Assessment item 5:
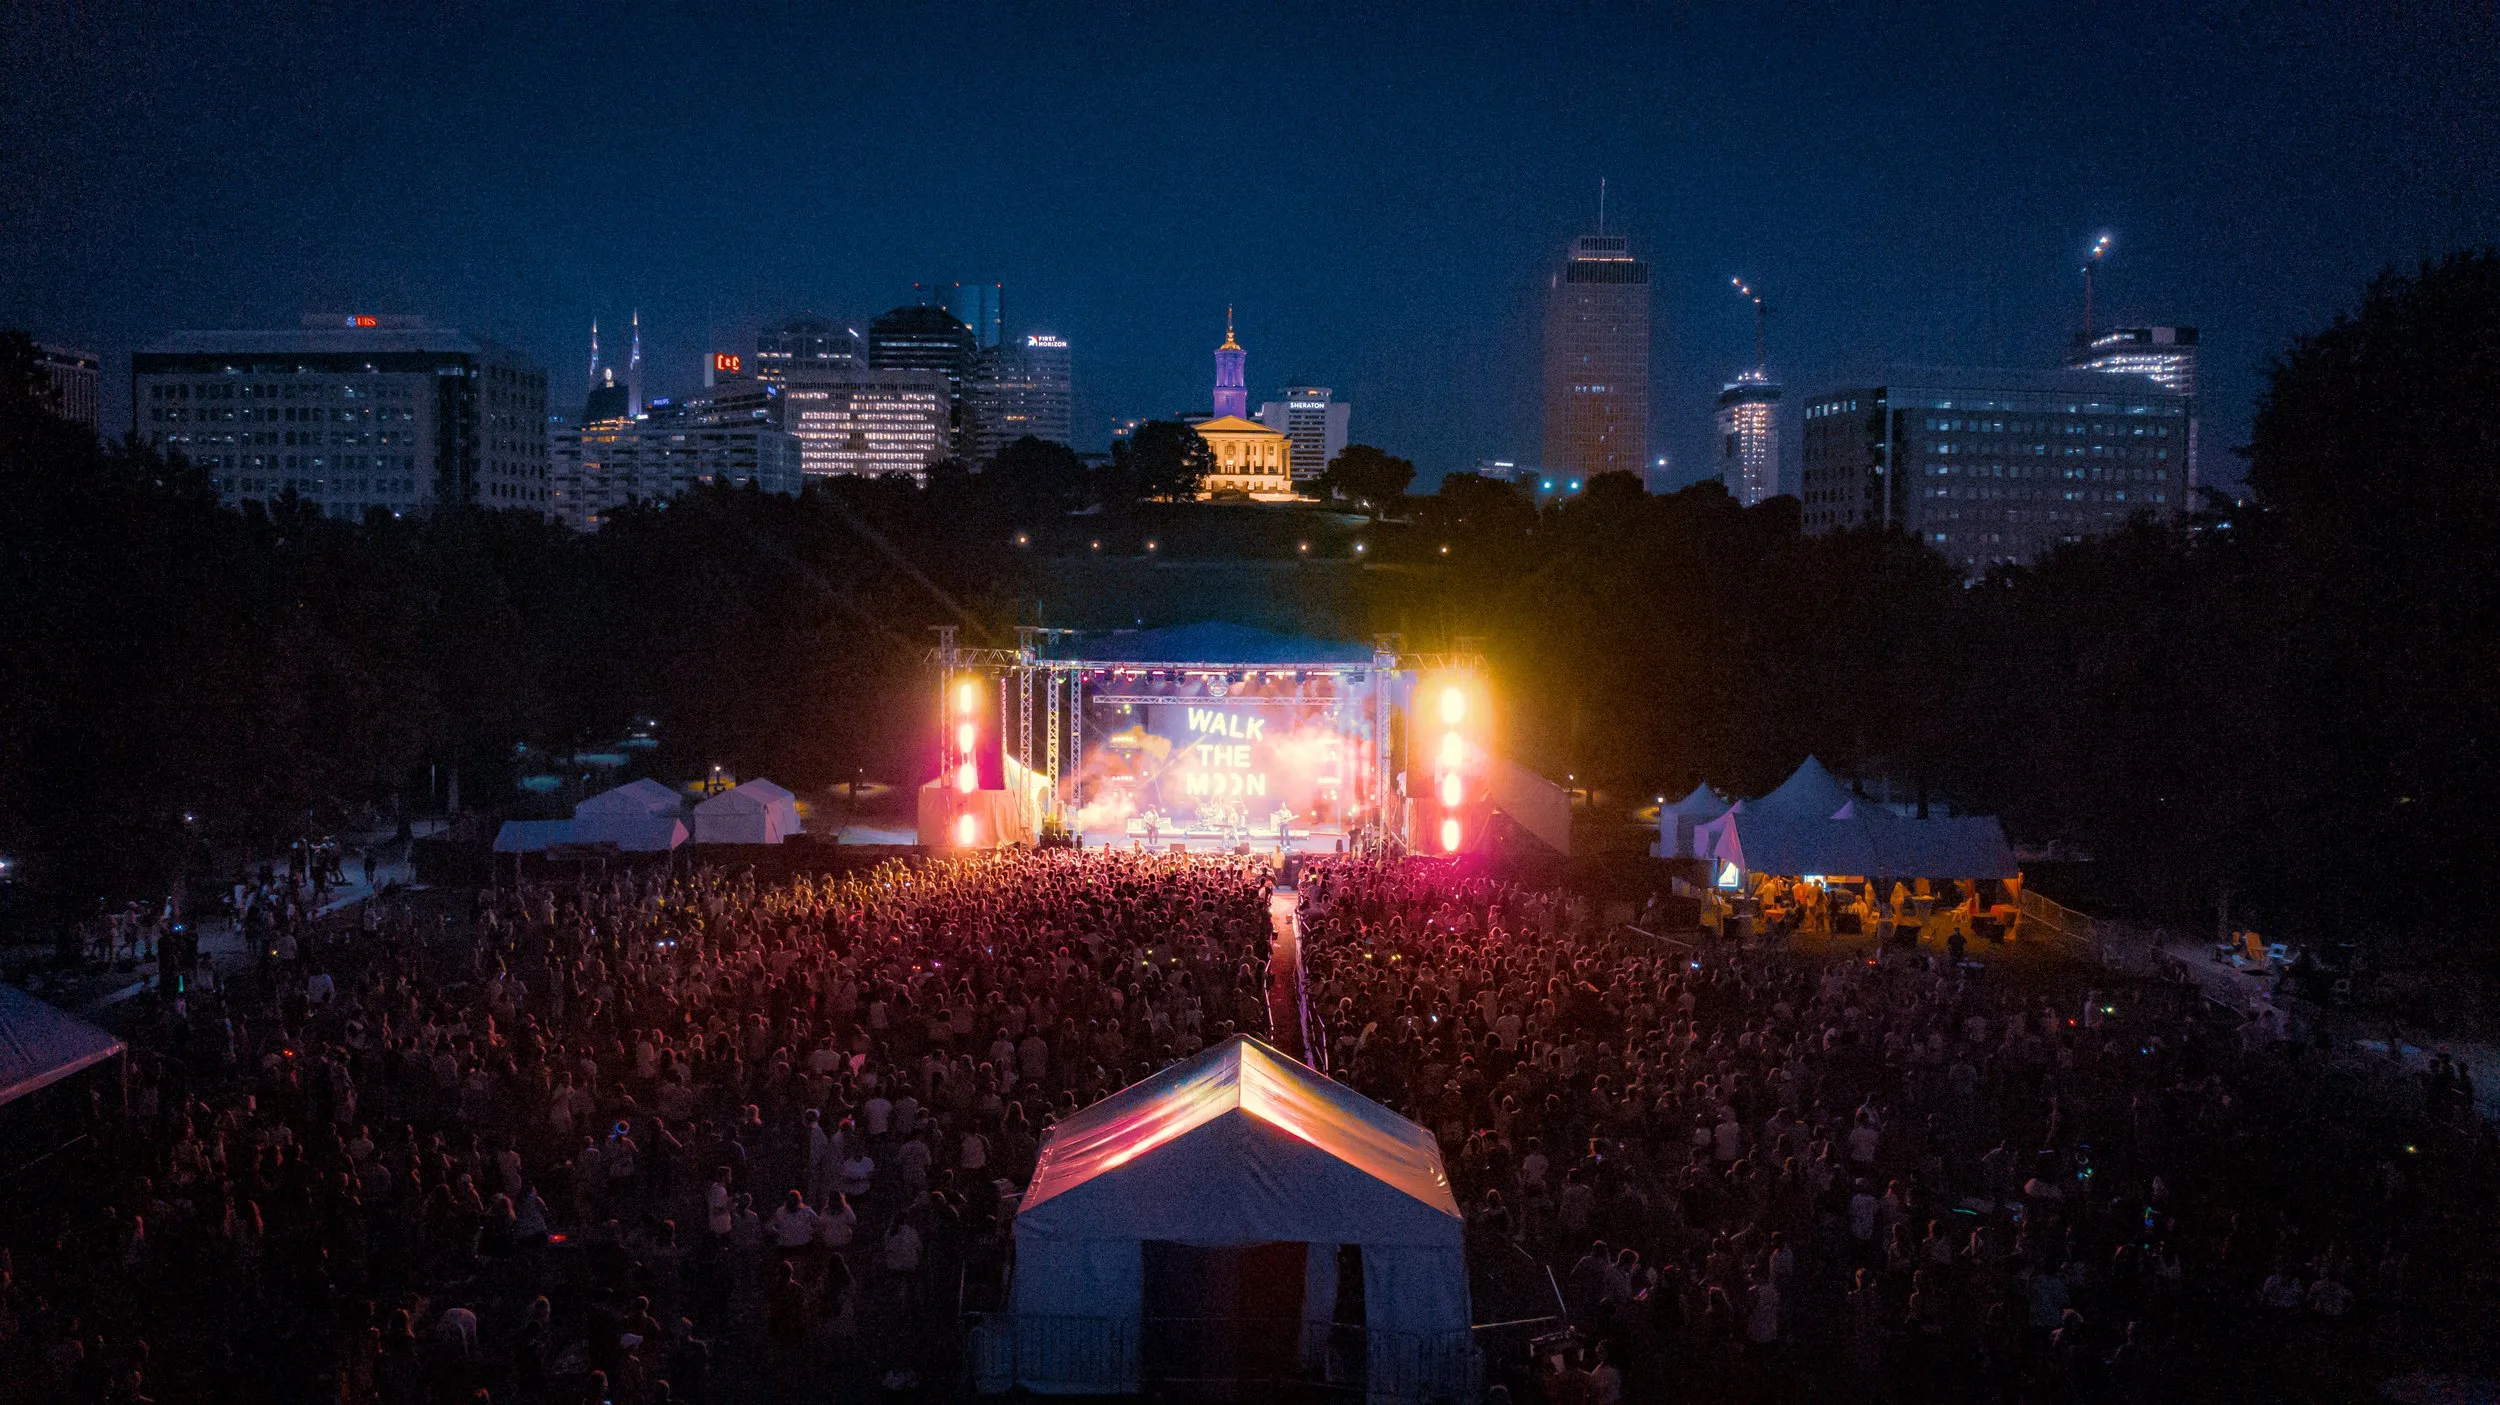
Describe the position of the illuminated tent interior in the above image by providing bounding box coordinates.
[1003,1035,1473,1400]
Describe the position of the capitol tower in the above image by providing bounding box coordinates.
[1212,307,1248,419]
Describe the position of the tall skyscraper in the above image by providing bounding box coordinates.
[935,281,1004,351]
[1715,373,1782,506]
[755,316,862,385]
[133,315,549,520]
[1541,232,1651,481]
[870,304,978,456]
[33,344,100,431]
[2071,326,2200,495]
[1798,366,2190,573]
[970,332,1073,458]
[1257,387,1351,483]
[1211,309,1248,419]
[1715,280,1779,505]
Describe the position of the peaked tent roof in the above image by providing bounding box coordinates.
[1669,783,1729,821]
[493,819,578,853]
[732,779,802,831]
[1018,1035,1459,1246]
[1054,621,1377,667]
[1753,756,1854,819]
[0,984,124,1107]
[575,778,683,817]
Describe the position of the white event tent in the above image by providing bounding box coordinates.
[1651,782,1730,859]
[0,983,125,1108]
[1690,757,2018,882]
[1003,1036,1474,1402]
[692,779,803,845]
[495,779,690,854]
[568,779,688,851]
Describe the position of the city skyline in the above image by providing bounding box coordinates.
[5,3,2498,489]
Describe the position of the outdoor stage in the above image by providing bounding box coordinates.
[919,621,1491,855]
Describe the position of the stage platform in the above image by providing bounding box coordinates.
[1078,828,1350,857]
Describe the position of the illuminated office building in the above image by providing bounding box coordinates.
[1541,233,1651,480]
[970,331,1073,458]
[779,368,951,479]
[1799,367,2190,574]
[1714,371,1782,506]
[2071,326,2200,493]
[34,344,100,430]
[755,316,862,385]
[551,408,803,531]
[132,315,549,520]
[1257,386,1350,483]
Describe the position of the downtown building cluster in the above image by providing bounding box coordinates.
[109,225,2195,567]
[1521,217,2200,571]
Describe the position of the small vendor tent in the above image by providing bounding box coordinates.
[692,779,802,845]
[573,779,687,850]
[0,983,125,1108]
[1652,782,1729,859]
[1005,1036,1474,1402]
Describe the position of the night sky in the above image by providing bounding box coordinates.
[5,1,2495,490]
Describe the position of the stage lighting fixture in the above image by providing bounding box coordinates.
[956,722,976,752]
[956,762,977,793]
[1438,732,1465,768]
[1440,774,1463,807]
[1441,817,1462,852]
[1439,686,1467,725]
[957,813,978,846]
[955,679,976,713]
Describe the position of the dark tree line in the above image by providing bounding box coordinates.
[4,252,2495,951]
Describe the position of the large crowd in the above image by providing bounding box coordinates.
[0,849,1279,1404]
[1292,857,2495,1403]
[0,847,2492,1405]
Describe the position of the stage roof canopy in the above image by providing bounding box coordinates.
[1049,621,1376,667]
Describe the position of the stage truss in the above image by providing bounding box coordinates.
[929,627,1485,852]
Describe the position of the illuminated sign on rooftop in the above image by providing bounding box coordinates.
[1026,334,1068,349]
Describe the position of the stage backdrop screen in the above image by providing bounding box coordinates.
[1076,697,1349,836]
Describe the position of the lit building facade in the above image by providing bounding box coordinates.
[1541,233,1651,481]
[2071,326,2200,494]
[780,368,951,479]
[35,344,100,430]
[1714,370,1782,505]
[1193,416,1295,498]
[1257,386,1350,483]
[870,304,979,456]
[1799,367,2190,573]
[755,316,862,385]
[551,415,803,531]
[970,332,1073,458]
[132,317,549,520]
